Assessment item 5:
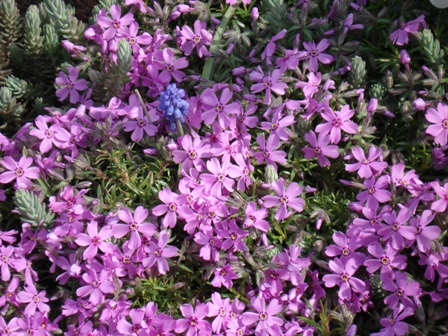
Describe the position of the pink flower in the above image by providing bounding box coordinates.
[123,109,158,142]
[315,105,358,144]
[378,208,416,250]
[155,48,188,83]
[175,301,212,335]
[97,4,134,41]
[207,293,231,333]
[29,116,71,153]
[17,285,50,315]
[253,134,287,169]
[373,304,413,336]
[152,187,182,228]
[172,133,211,172]
[75,221,116,260]
[430,180,448,212]
[250,68,287,105]
[0,156,39,188]
[55,66,88,104]
[200,158,234,198]
[201,88,241,126]
[76,268,115,305]
[243,201,270,232]
[262,178,305,221]
[383,271,421,309]
[178,20,212,58]
[211,264,238,289]
[113,206,156,249]
[302,130,339,167]
[322,257,365,301]
[345,146,388,178]
[301,39,334,72]
[143,230,178,274]
[390,15,426,46]
[410,210,441,253]
[241,297,284,333]
[426,102,448,146]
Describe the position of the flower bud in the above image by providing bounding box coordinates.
[400,49,411,65]
[367,98,378,114]
[251,7,259,21]
[413,98,427,110]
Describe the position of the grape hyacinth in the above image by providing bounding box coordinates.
[158,83,189,131]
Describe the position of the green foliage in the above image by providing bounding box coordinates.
[13,188,54,227]
[349,56,367,89]
[418,28,444,67]
[0,0,21,50]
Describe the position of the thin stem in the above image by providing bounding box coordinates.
[134,89,152,124]
[202,3,238,81]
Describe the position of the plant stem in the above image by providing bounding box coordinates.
[202,4,237,81]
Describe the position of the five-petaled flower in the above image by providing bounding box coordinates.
[0,156,39,189]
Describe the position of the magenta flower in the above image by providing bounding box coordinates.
[228,153,254,192]
[243,201,270,232]
[172,133,211,172]
[117,308,150,335]
[425,102,448,146]
[0,245,15,281]
[372,304,413,336]
[301,39,334,72]
[97,4,134,41]
[364,242,407,279]
[325,231,365,265]
[303,130,339,167]
[29,116,71,153]
[253,134,287,169]
[123,109,158,142]
[389,15,425,46]
[431,180,448,212]
[113,206,156,250]
[410,209,441,252]
[322,257,365,301]
[143,230,178,274]
[155,48,188,83]
[200,158,234,198]
[120,21,152,54]
[241,297,284,333]
[378,208,416,250]
[211,264,238,289]
[383,271,421,309]
[345,146,388,178]
[178,20,212,58]
[250,68,287,105]
[0,156,39,188]
[55,66,88,104]
[175,300,212,335]
[262,178,305,221]
[152,187,183,228]
[17,285,50,315]
[75,220,116,260]
[76,268,116,305]
[315,105,358,144]
[201,87,241,126]
[207,292,231,333]
[356,176,392,208]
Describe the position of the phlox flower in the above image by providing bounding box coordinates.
[97,4,134,41]
[364,242,407,279]
[390,162,420,189]
[315,105,358,144]
[207,292,232,333]
[178,20,212,58]
[113,206,156,249]
[356,175,392,208]
[243,201,270,232]
[194,228,222,262]
[201,87,241,126]
[0,155,39,189]
[117,308,150,335]
[300,39,334,72]
[228,153,254,192]
[16,285,50,315]
[0,245,15,281]
[425,102,448,146]
[75,220,116,260]
[29,116,71,153]
[120,21,152,54]
[383,271,421,309]
[418,252,448,282]
[430,180,448,212]
[260,112,295,141]
[345,146,388,178]
[175,300,212,336]
[250,68,287,105]
[262,178,305,221]
[152,187,184,228]
[390,15,426,46]
[378,208,416,250]
[325,232,365,265]
[55,66,88,104]
[241,297,284,333]
[172,133,211,172]
[76,268,116,306]
[372,304,413,336]
[154,48,188,83]
[302,130,339,167]
[253,134,287,169]
[322,257,365,301]
[211,264,238,289]
[410,209,441,252]
[295,72,322,98]
[143,230,178,274]
[123,109,158,142]
[200,158,234,198]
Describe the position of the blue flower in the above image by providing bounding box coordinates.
[158,84,189,131]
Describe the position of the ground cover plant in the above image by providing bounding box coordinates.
[1,0,448,334]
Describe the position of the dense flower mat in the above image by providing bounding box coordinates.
[1,0,448,334]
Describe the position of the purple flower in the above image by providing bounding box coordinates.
[315,105,358,144]
[253,134,287,169]
[75,220,116,260]
[29,116,71,153]
[175,300,212,335]
[178,20,212,58]
[211,264,238,289]
[378,208,416,250]
[325,231,365,265]
[389,15,425,46]
[97,4,134,41]
[0,156,39,189]
[143,230,178,274]
[152,187,182,228]
[430,180,448,212]
[425,102,448,146]
[113,206,156,249]
[301,39,334,72]
[123,108,158,142]
[243,201,270,232]
[356,175,392,208]
[200,158,234,198]
[250,68,287,105]
[322,257,365,301]
[201,87,240,126]
[241,297,284,333]
[364,242,407,279]
[76,268,116,305]
[372,304,413,336]
[262,178,305,221]
[17,285,50,315]
[410,209,441,252]
[55,66,88,104]
[207,292,231,333]
[172,133,211,172]
[383,271,421,309]
[302,130,339,167]
[0,245,15,281]
[345,146,388,178]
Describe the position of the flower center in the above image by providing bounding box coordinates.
[220,268,227,276]
[169,203,177,212]
[342,248,350,256]
[396,288,404,296]
[67,81,74,89]
[443,119,448,129]
[112,20,120,29]
[216,103,223,112]
[45,130,53,139]
[362,159,370,165]
[218,174,225,182]
[310,49,319,57]
[166,64,173,72]
[259,312,268,321]
[392,224,399,231]
[341,273,349,282]
[15,167,24,176]
[92,236,101,246]
[314,147,322,154]
[193,36,201,44]
[333,118,342,127]
[264,79,272,88]
[280,196,288,204]
[138,119,146,127]
[33,295,40,303]
[219,308,226,317]
[130,222,138,231]
[368,187,375,195]
[188,151,197,159]
[381,256,390,265]
[129,37,136,45]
